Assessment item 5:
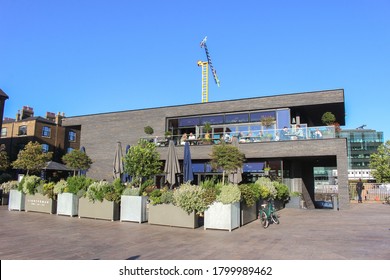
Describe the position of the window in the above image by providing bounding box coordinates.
[18,125,27,136]
[42,126,51,138]
[67,147,74,153]
[42,144,49,153]
[1,128,7,137]
[69,131,76,142]
[225,113,248,124]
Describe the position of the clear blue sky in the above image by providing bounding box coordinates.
[1,0,389,139]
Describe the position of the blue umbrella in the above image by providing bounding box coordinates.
[183,142,194,183]
[79,146,87,176]
[122,144,131,182]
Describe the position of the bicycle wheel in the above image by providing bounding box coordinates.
[271,213,279,224]
[260,211,269,228]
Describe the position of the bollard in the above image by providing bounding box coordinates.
[332,195,339,211]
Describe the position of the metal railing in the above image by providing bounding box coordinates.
[140,125,336,147]
[349,183,390,201]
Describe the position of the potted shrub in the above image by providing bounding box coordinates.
[204,183,241,231]
[273,181,290,210]
[120,186,148,223]
[239,183,260,226]
[22,176,57,214]
[260,116,276,127]
[7,180,25,211]
[148,185,204,229]
[1,180,18,206]
[78,178,124,221]
[55,176,94,217]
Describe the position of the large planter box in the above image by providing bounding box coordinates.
[120,195,148,223]
[240,202,258,226]
[78,197,119,221]
[204,201,240,231]
[8,190,25,211]
[148,204,199,229]
[57,193,79,216]
[25,194,57,214]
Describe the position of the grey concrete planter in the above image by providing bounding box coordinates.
[78,197,119,221]
[204,201,240,231]
[285,196,301,208]
[240,202,258,226]
[148,203,199,229]
[8,190,25,211]
[120,195,148,223]
[25,194,57,214]
[57,193,79,216]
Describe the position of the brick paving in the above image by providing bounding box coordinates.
[0,202,389,260]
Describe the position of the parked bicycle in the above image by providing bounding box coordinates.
[258,198,280,228]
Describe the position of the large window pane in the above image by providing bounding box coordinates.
[201,115,224,125]
[250,111,276,122]
[178,117,200,127]
[225,113,248,124]
[276,109,291,129]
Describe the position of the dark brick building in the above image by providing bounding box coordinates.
[62,89,349,209]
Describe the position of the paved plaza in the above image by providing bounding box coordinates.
[0,202,389,260]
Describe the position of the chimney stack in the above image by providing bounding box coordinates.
[55,112,65,125]
[46,112,56,122]
[21,106,34,119]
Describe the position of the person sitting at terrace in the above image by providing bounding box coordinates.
[180,133,188,145]
[188,132,196,140]
[280,126,290,141]
[295,125,305,139]
[224,133,232,143]
[314,128,323,139]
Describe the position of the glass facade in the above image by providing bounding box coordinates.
[339,129,384,169]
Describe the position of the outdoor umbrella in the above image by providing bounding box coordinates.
[228,136,243,184]
[113,141,124,179]
[121,144,131,182]
[164,140,181,188]
[183,141,194,183]
[79,146,87,176]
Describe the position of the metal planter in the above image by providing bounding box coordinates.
[120,195,148,223]
[8,190,25,211]
[57,193,79,217]
[204,201,240,231]
[25,194,57,214]
[148,203,199,229]
[78,197,119,221]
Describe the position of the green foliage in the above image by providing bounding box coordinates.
[62,149,93,176]
[370,140,390,183]
[200,187,217,207]
[255,177,277,199]
[11,141,53,175]
[210,143,245,184]
[18,175,42,195]
[273,181,290,201]
[173,183,209,214]
[216,183,241,204]
[66,175,94,197]
[86,180,123,203]
[144,126,154,135]
[200,178,217,189]
[123,139,162,188]
[41,182,56,199]
[53,180,68,194]
[0,180,18,194]
[203,122,212,133]
[0,146,9,171]
[290,191,302,197]
[149,187,174,205]
[321,112,336,126]
[122,187,141,196]
[239,183,260,207]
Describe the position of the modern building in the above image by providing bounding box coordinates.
[338,128,384,181]
[61,89,349,209]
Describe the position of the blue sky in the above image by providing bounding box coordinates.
[1,0,389,139]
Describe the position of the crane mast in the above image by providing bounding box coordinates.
[198,36,220,103]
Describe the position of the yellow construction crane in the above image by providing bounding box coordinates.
[197,36,220,103]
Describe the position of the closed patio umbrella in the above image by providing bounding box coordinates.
[228,136,243,184]
[122,144,131,182]
[183,142,194,183]
[164,140,181,188]
[113,141,124,179]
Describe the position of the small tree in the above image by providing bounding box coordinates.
[0,145,9,171]
[321,112,336,126]
[144,126,154,135]
[210,143,245,185]
[62,149,93,176]
[370,140,390,183]
[11,141,53,175]
[123,139,162,188]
